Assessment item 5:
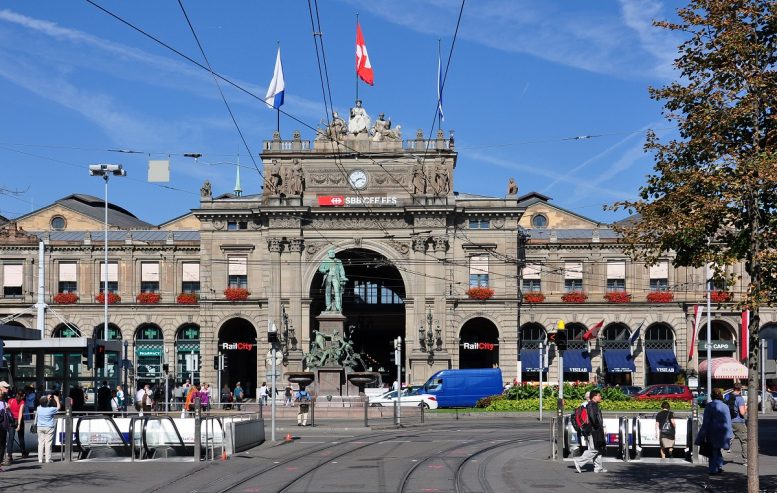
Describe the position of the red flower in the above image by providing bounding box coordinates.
[646,291,674,303]
[136,292,161,304]
[604,291,631,303]
[53,292,79,304]
[95,292,121,304]
[523,292,546,303]
[177,293,199,305]
[561,291,588,303]
[466,287,495,300]
[710,290,733,303]
[224,287,250,301]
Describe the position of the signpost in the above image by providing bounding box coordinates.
[555,320,567,460]
[395,336,402,426]
[539,341,544,422]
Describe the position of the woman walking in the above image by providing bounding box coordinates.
[695,388,733,474]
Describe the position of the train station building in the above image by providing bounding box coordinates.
[1,104,775,396]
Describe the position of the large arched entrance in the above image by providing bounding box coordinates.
[219,318,257,398]
[459,318,499,369]
[308,248,405,381]
[134,324,164,390]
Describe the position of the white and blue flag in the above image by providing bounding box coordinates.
[265,47,285,109]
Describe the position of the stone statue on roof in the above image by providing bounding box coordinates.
[348,100,371,135]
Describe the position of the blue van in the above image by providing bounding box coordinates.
[421,368,503,408]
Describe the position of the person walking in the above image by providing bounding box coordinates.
[35,393,60,464]
[284,385,293,407]
[655,401,676,460]
[7,389,29,463]
[259,382,269,406]
[727,383,748,466]
[116,385,126,412]
[695,388,733,475]
[233,382,244,411]
[573,389,607,473]
[0,381,11,467]
[96,381,111,412]
[296,387,311,426]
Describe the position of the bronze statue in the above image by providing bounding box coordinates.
[318,249,347,312]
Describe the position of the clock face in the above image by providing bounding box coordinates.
[348,169,368,189]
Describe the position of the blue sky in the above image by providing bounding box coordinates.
[0,0,684,226]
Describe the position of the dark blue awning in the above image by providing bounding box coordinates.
[604,348,636,373]
[646,349,680,373]
[520,348,548,372]
[563,349,592,373]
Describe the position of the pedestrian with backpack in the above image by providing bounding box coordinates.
[726,383,748,466]
[655,401,676,460]
[296,387,311,426]
[573,389,607,473]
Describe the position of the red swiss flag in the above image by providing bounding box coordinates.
[355,22,374,86]
[318,196,345,207]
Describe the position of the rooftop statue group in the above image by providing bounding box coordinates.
[411,160,451,196]
[316,100,401,142]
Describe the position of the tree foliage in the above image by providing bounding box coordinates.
[610,2,776,489]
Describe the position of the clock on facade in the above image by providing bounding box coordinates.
[348,169,368,189]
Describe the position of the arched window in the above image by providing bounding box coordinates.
[53,324,81,338]
[175,324,200,385]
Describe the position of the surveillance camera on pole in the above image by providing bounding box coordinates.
[89,163,127,177]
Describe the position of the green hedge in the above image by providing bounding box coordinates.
[482,398,692,412]
[503,383,631,401]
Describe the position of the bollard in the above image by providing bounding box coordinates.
[194,396,202,462]
[619,417,629,462]
[690,401,699,463]
[64,399,73,462]
[311,399,315,427]
[363,397,368,428]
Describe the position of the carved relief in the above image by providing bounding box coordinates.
[268,238,283,253]
[387,239,410,256]
[414,216,446,228]
[308,217,408,230]
[305,242,323,258]
[412,236,428,253]
[492,218,505,229]
[213,219,225,230]
[269,217,299,229]
[288,238,304,253]
[433,236,448,252]
[312,174,328,185]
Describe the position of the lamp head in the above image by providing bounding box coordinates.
[89,163,127,176]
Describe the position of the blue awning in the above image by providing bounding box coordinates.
[520,348,548,372]
[604,348,636,373]
[646,349,680,373]
[563,349,592,373]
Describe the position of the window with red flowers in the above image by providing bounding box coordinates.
[604,291,631,303]
[224,287,250,301]
[561,291,587,303]
[466,287,494,300]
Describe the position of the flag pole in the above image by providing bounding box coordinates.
[355,14,359,103]
[276,41,280,135]
[437,39,442,133]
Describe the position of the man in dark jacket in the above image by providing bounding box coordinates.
[573,389,607,473]
[97,381,112,412]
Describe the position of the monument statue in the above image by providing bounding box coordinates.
[288,159,305,195]
[305,329,366,370]
[433,161,450,195]
[347,100,371,135]
[411,162,426,194]
[317,111,347,141]
[318,249,347,312]
[200,180,212,198]
[507,177,518,195]
[268,160,283,195]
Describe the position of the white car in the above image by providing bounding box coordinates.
[368,389,438,409]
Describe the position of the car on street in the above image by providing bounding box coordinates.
[369,389,439,409]
[633,384,693,401]
[618,385,642,396]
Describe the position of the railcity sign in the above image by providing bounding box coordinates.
[461,342,496,350]
[221,342,254,351]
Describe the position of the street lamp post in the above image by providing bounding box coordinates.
[89,164,126,401]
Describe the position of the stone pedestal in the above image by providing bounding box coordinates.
[316,311,346,338]
[315,366,345,396]
[284,349,305,374]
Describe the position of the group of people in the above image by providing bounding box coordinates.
[0,380,61,468]
[571,382,751,476]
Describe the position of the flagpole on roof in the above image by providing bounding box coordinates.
[437,39,442,132]
[276,42,281,134]
[355,14,359,103]
[265,42,285,135]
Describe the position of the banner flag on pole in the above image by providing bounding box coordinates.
[582,319,604,341]
[264,47,285,109]
[437,49,444,121]
[688,304,702,361]
[741,310,749,362]
[629,321,644,355]
[356,22,374,85]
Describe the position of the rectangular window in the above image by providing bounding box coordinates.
[228,257,247,288]
[99,262,119,293]
[522,263,541,292]
[182,262,201,293]
[469,255,489,287]
[58,262,78,294]
[649,261,669,291]
[3,263,23,297]
[140,262,160,293]
[227,221,248,231]
[563,262,583,292]
[606,261,626,292]
[468,219,490,229]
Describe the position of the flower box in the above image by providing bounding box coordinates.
[53,292,79,304]
[224,287,250,301]
[136,292,161,304]
[604,291,632,303]
[710,290,733,303]
[466,287,495,300]
[95,292,121,304]
[561,291,587,303]
[523,292,546,303]
[177,293,199,305]
[646,291,674,303]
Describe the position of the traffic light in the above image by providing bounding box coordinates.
[222,353,229,369]
[95,344,106,369]
[85,343,94,370]
[268,321,279,343]
[162,363,170,373]
[213,355,219,370]
[555,320,567,351]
